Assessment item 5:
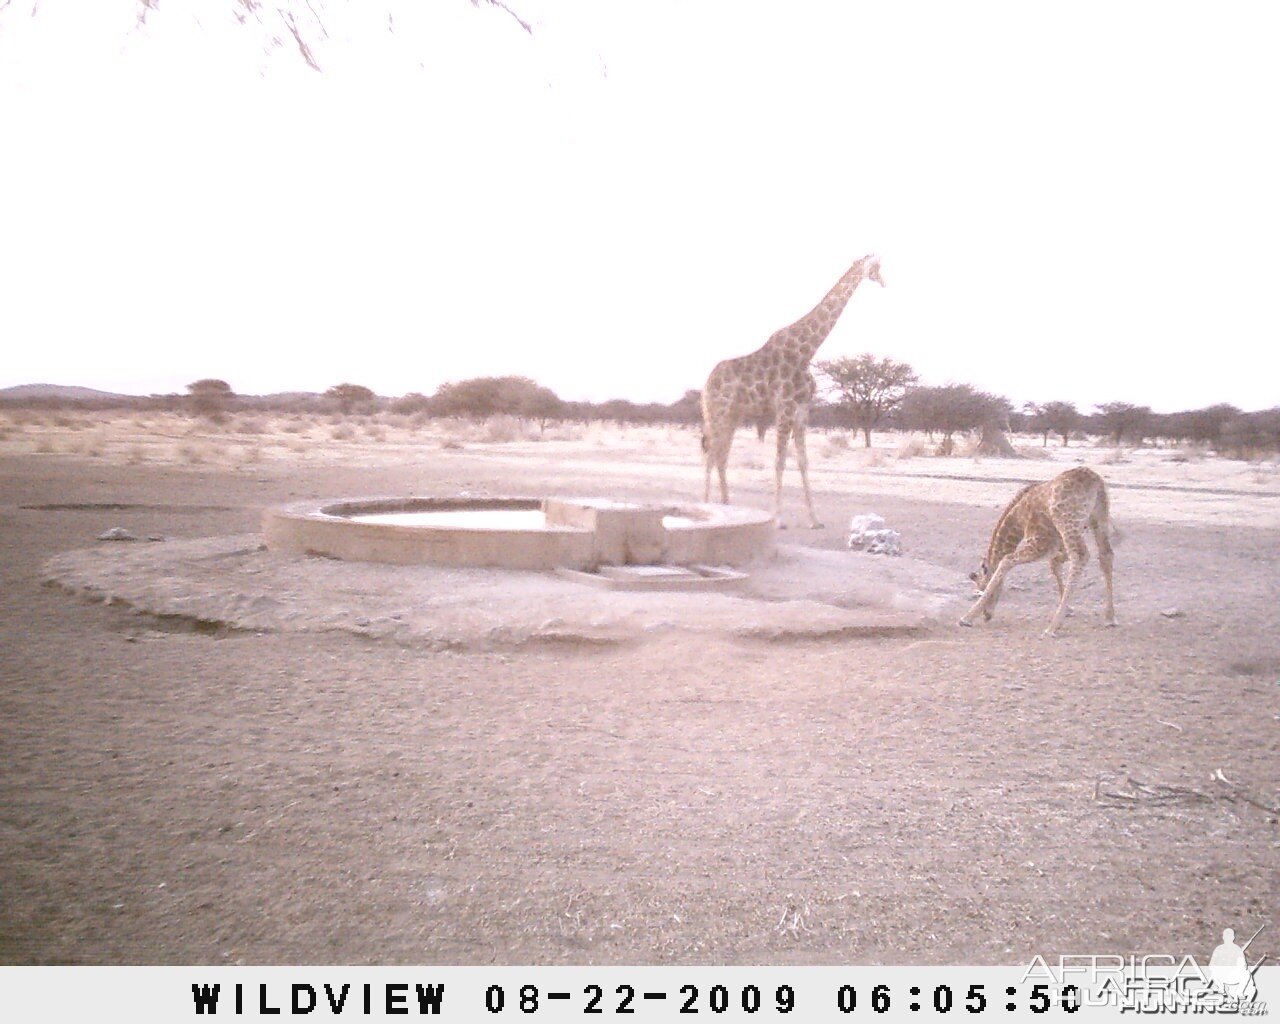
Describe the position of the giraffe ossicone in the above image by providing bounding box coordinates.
[959,466,1117,637]
[700,254,884,528]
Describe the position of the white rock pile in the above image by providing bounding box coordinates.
[846,513,902,556]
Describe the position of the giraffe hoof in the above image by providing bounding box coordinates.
[957,617,974,628]
[1105,618,1118,628]
[1041,628,1060,639]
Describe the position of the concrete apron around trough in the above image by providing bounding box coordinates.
[42,533,969,650]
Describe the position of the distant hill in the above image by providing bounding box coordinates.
[0,383,133,402]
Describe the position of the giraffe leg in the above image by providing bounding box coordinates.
[701,391,738,505]
[773,415,794,527]
[1092,522,1117,625]
[959,532,1057,627]
[1048,547,1075,617]
[703,439,713,503]
[1043,533,1090,637]
[791,417,822,529]
[701,415,736,505]
[1049,549,1067,598]
[711,430,733,504]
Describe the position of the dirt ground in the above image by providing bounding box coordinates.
[1,421,1277,965]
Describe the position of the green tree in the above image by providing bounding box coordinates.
[1094,402,1152,445]
[518,384,564,433]
[899,384,1011,453]
[390,392,432,415]
[668,389,703,426]
[1180,403,1241,446]
[185,378,234,417]
[432,376,558,421]
[325,383,377,414]
[1027,400,1080,446]
[816,353,918,447]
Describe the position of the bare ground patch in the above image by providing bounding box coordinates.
[0,446,1277,966]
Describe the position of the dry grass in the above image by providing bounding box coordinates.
[821,432,851,458]
[952,432,982,459]
[1165,444,1207,464]
[483,415,537,443]
[3,415,1277,528]
[541,423,586,442]
[895,435,929,460]
[177,442,209,465]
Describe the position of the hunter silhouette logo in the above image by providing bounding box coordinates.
[1022,920,1271,1012]
[1207,924,1267,1003]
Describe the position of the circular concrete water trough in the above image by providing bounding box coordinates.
[263,496,775,571]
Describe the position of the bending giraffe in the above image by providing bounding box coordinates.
[960,467,1118,637]
[700,254,884,527]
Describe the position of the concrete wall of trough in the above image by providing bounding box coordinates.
[263,498,774,570]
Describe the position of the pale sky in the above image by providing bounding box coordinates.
[1,1,1277,412]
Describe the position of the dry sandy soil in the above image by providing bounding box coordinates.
[1,413,1277,965]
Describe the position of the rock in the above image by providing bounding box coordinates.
[1160,607,1184,619]
[846,513,903,556]
[97,527,137,542]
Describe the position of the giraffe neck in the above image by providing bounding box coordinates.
[985,483,1036,568]
[786,260,872,364]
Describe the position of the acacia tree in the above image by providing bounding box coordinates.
[899,384,1011,454]
[1026,400,1081,446]
[1180,403,1241,446]
[1094,402,1152,445]
[186,378,234,417]
[1219,408,1280,457]
[325,383,377,414]
[432,376,560,424]
[816,354,918,447]
[519,384,564,433]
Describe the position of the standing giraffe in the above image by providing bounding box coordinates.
[701,254,884,527]
[959,466,1117,637]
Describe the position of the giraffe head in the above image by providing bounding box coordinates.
[968,559,995,618]
[860,254,884,288]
